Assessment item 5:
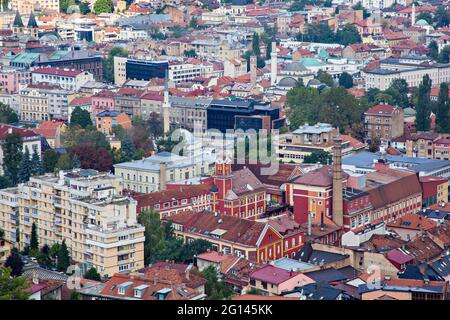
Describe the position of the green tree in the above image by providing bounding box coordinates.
[17,146,32,183]
[0,267,30,300]
[37,244,51,268]
[190,17,198,29]
[316,70,334,87]
[438,46,450,63]
[0,103,19,124]
[428,41,439,60]
[4,250,24,277]
[93,0,114,13]
[102,46,128,83]
[178,239,213,263]
[417,12,433,25]
[338,72,353,89]
[336,24,361,46]
[385,78,409,108]
[42,149,59,173]
[368,137,381,152]
[30,222,39,252]
[59,0,76,13]
[415,74,432,131]
[70,106,92,128]
[138,209,167,265]
[0,176,11,189]
[56,153,74,171]
[84,267,102,281]
[252,32,261,55]
[436,82,450,133]
[265,41,272,60]
[183,49,197,58]
[2,133,23,185]
[302,24,335,43]
[78,1,91,14]
[201,265,232,300]
[30,145,43,176]
[435,6,450,28]
[303,150,332,164]
[57,240,70,272]
[121,134,136,162]
[374,92,394,105]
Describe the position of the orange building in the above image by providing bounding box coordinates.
[95,110,132,136]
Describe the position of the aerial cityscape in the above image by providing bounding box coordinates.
[0,0,450,306]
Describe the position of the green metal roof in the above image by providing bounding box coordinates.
[49,51,68,60]
[299,58,324,67]
[11,52,40,65]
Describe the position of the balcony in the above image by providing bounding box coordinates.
[23,219,32,227]
[54,219,62,227]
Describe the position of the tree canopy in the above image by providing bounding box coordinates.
[94,0,114,14]
[0,267,30,300]
[70,106,92,128]
[0,103,19,124]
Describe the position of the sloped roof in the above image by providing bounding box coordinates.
[13,11,24,28]
[166,211,269,247]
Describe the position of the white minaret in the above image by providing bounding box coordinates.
[412,3,416,26]
[250,55,257,86]
[270,41,277,86]
[162,72,170,135]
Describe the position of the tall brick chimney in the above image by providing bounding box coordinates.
[159,162,167,191]
[332,135,343,227]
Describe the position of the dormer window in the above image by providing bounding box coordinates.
[117,281,133,295]
[134,285,149,298]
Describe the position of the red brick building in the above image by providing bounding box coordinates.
[164,211,303,263]
[212,160,266,219]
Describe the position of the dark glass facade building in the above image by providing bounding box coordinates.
[207,99,285,133]
[125,59,169,81]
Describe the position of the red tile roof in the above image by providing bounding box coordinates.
[32,66,83,77]
[387,214,437,231]
[99,272,202,300]
[0,124,40,140]
[365,104,396,115]
[165,211,269,247]
[292,165,349,188]
[249,265,300,285]
[130,183,214,213]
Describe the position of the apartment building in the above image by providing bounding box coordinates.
[364,104,404,142]
[0,66,31,94]
[11,0,60,14]
[434,138,450,160]
[168,61,210,84]
[19,83,76,122]
[114,151,210,194]
[278,123,356,163]
[405,132,440,159]
[31,67,94,91]
[0,125,42,176]
[17,169,145,276]
[169,96,211,132]
[114,88,144,118]
[362,57,450,90]
[0,188,19,246]
[95,111,132,136]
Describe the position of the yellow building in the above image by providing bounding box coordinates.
[0,238,12,264]
[18,169,145,277]
[0,188,19,247]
